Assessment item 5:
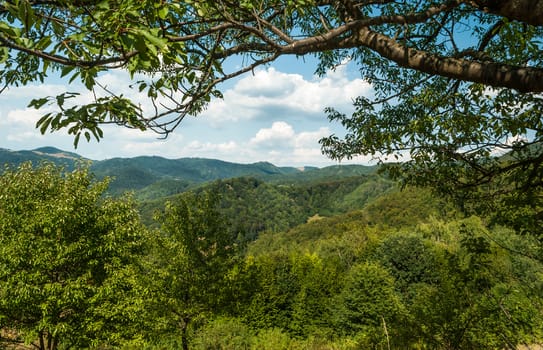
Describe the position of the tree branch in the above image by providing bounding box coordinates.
[0,34,138,68]
[353,28,543,92]
[469,0,543,26]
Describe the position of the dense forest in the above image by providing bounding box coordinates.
[0,155,542,349]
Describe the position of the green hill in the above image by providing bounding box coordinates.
[1,147,387,233]
[0,147,84,170]
[90,156,302,195]
[141,173,394,238]
[0,148,380,199]
[247,185,459,256]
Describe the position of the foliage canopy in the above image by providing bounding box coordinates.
[0,0,539,135]
[0,162,542,349]
[147,190,240,350]
[0,162,148,350]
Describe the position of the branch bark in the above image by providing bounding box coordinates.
[353,27,543,92]
[469,0,543,26]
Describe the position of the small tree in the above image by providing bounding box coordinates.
[334,262,406,348]
[148,191,239,350]
[405,218,543,349]
[0,162,149,350]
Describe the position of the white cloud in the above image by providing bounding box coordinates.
[2,108,42,127]
[186,140,239,154]
[243,121,372,166]
[250,121,296,148]
[7,131,46,142]
[1,83,67,99]
[294,127,331,148]
[127,121,341,166]
[235,68,300,98]
[201,65,372,125]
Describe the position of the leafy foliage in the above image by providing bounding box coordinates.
[0,162,148,350]
[334,262,406,347]
[244,213,543,349]
[145,190,241,350]
[140,172,387,236]
[1,0,541,140]
[0,162,542,349]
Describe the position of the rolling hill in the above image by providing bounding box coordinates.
[0,147,84,169]
[0,147,378,197]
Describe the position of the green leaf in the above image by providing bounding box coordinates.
[0,22,20,36]
[0,163,149,347]
[37,114,52,134]
[135,28,167,50]
[157,6,169,19]
[74,132,81,147]
[60,66,76,78]
[0,47,8,63]
[28,97,50,109]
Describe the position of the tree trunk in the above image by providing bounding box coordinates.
[180,317,191,350]
[39,332,45,350]
[38,331,58,350]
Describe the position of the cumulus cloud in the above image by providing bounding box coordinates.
[6,131,46,143]
[201,65,372,125]
[294,128,331,149]
[235,69,300,98]
[186,140,239,154]
[242,121,371,166]
[0,103,62,147]
[249,121,296,148]
[133,121,343,166]
[1,83,67,100]
[2,108,42,128]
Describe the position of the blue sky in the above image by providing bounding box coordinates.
[0,56,376,166]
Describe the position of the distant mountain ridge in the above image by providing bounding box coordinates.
[0,147,377,195]
[31,146,84,160]
[0,146,84,169]
[91,155,302,194]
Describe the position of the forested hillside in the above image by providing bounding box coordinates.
[91,157,302,195]
[0,147,373,196]
[138,173,393,234]
[0,147,384,234]
[1,159,542,350]
[0,147,84,169]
